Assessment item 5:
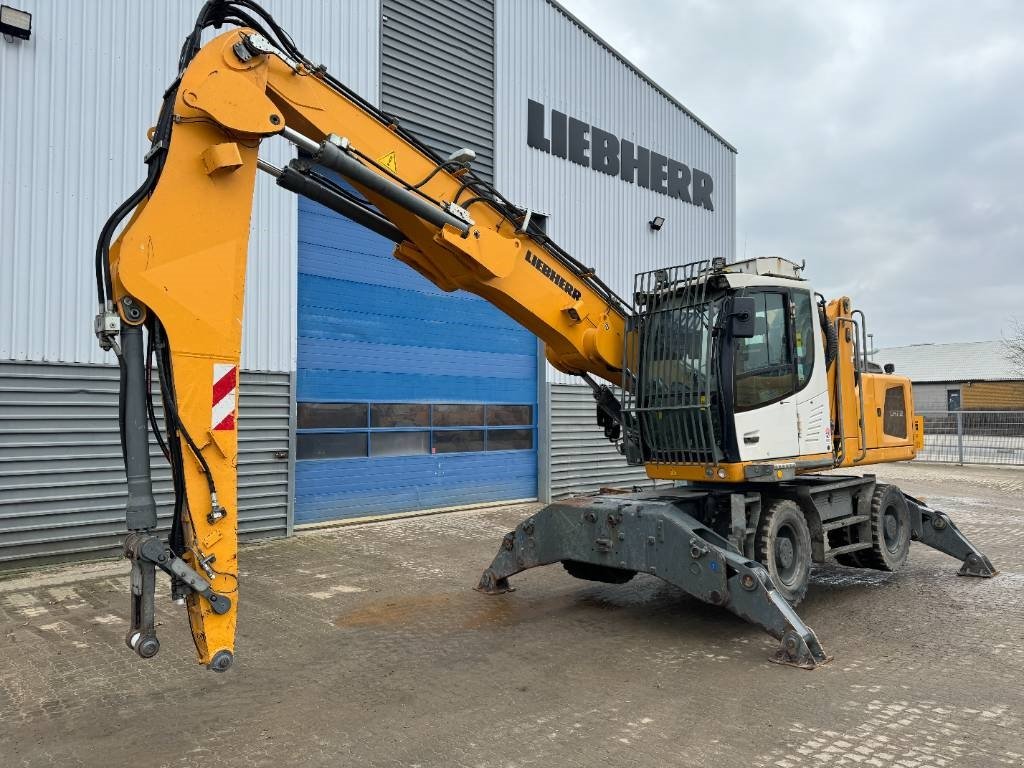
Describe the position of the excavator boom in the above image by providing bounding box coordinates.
[97,2,994,672]
[98,9,629,670]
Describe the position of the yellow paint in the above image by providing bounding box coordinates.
[106,26,926,667]
[646,453,835,483]
[108,29,629,666]
[200,142,244,176]
[377,150,398,173]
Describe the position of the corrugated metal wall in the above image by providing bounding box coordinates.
[494,0,737,386]
[0,362,291,568]
[381,0,495,181]
[962,382,1024,411]
[495,0,736,498]
[290,1,536,524]
[294,185,537,524]
[0,0,380,371]
[912,383,953,412]
[0,0,380,566]
[549,384,654,497]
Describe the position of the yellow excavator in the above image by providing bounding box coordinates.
[95,1,994,672]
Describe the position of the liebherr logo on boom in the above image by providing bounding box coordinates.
[525,251,582,301]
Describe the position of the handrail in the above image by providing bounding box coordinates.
[836,317,868,463]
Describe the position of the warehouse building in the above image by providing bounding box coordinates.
[0,0,736,567]
[879,341,1024,412]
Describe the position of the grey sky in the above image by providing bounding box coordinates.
[559,0,1024,348]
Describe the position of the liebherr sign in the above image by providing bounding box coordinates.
[527,99,714,212]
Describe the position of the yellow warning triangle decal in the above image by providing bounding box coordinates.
[377,150,398,173]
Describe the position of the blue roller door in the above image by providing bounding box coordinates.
[294,194,538,524]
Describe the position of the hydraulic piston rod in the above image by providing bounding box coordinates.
[279,126,472,236]
[258,158,405,243]
[120,323,157,532]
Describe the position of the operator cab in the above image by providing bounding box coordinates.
[622,257,831,474]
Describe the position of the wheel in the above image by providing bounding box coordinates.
[860,483,911,571]
[757,499,813,606]
[561,560,636,584]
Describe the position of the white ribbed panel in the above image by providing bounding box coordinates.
[0,0,379,371]
[495,0,737,384]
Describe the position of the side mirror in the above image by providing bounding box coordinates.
[884,363,895,374]
[730,296,756,338]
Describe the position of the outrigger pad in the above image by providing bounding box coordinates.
[958,554,997,578]
[770,629,832,670]
[903,494,998,578]
[475,491,831,669]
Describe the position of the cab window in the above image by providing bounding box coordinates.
[792,290,815,389]
[883,386,908,438]
[734,292,794,410]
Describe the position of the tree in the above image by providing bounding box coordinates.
[1004,319,1024,377]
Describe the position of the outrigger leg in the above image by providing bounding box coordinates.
[904,494,997,577]
[476,495,831,669]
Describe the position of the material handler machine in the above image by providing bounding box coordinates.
[95,1,994,672]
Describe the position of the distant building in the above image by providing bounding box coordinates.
[877,341,1024,412]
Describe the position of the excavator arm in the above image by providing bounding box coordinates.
[97,4,630,670]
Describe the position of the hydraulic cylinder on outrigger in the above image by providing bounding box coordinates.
[477,482,995,669]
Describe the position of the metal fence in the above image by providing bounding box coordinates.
[916,410,1024,465]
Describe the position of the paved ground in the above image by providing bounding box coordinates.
[2,462,1023,768]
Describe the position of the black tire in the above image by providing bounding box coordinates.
[757,499,813,606]
[561,560,636,584]
[860,483,911,571]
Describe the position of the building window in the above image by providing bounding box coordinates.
[297,432,368,460]
[298,403,367,429]
[487,428,534,452]
[296,402,535,460]
[433,404,485,427]
[947,389,961,411]
[487,404,533,426]
[371,403,429,428]
[434,429,486,454]
[371,431,430,457]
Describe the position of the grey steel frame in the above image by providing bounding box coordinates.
[478,489,831,669]
[477,478,995,668]
[622,261,721,467]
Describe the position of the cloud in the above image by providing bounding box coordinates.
[559,0,1024,346]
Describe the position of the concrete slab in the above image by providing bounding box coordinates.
[2,462,1022,767]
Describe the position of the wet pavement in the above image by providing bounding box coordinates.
[1,462,1022,767]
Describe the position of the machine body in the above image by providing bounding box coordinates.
[95,3,993,671]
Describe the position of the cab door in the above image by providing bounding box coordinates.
[792,288,831,456]
[732,290,801,461]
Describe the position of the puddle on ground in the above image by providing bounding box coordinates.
[332,578,685,632]
[333,590,603,631]
[331,575,750,634]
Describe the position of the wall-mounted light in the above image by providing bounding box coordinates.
[649,216,665,231]
[0,5,31,41]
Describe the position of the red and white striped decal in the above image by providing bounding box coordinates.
[211,363,238,431]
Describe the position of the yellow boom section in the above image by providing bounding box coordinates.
[108,28,628,667]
